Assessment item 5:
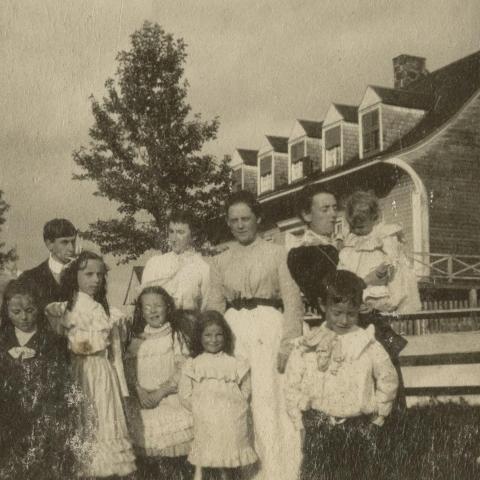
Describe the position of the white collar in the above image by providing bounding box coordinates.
[48,255,66,275]
[15,327,37,347]
[303,229,336,246]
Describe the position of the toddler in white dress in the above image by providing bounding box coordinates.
[338,191,421,313]
[179,310,257,480]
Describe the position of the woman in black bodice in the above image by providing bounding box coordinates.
[287,184,407,409]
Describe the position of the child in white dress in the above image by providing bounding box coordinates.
[285,270,399,479]
[125,286,193,478]
[179,310,258,480]
[46,251,136,478]
[338,190,421,313]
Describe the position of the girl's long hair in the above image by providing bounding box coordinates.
[129,286,176,346]
[173,309,201,354]
[190,310,234,358]
[60,251,109,315]
[0,279,41,332]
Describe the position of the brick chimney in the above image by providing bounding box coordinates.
[393,55,427,89]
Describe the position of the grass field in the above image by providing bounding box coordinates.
[2,401,480,479]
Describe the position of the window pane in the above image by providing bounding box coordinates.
[324,126,341,150]
[259,155,272,175]
[291,141,305,163]
[291,161,303,181]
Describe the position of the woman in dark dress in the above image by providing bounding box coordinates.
[287,184,407,409]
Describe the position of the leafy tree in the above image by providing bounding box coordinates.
[73,21,232,263]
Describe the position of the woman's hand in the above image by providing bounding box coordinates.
[136,384,156,409]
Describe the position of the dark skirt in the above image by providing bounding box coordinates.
[301,410,382,480]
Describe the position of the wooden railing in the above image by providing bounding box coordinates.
[410,252,480,283]
[382,308,480,335]
[304,308,480,336]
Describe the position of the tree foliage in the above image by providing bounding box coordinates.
[0,190,16,268]
[73,21,232,262]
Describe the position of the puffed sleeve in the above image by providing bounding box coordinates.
[178,358,195,410]
[140,256,157,287]
[206,256,226,314]
[284,345,309,430]
[382,233,403,266]
[278,248,304,355]
[371,341,399,418]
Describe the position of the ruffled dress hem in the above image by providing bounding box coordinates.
[133,424,193,456]
[188,446,258,468]
[137,440,192,458]
[79,437,136,477]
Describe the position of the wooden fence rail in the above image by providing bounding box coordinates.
[304,308,480,336]
[410,252,480,282]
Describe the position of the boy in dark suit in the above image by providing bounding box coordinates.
[18,219,77,318]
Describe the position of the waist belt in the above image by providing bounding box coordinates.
[227,298,283,311]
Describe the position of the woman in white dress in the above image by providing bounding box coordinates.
[208,190,304,480]
[141,211,210,311]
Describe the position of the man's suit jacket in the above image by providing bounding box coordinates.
[18,261,64,323]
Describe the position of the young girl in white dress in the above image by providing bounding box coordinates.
[46,251,136,478]
[125,286,193,478]
[338,191,421,313]
[179,311,258,480]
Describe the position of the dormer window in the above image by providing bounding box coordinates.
[290,140,305,181]
[259,155,273,193]
[362,109,380,155]
[324,126,341,169]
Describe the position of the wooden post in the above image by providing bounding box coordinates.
[469,288,478,308]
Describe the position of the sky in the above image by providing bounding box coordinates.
[1,0,479,306]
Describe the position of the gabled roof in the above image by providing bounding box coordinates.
[385,49,480,153]
[333,104,359,123]
[265,135,288,153]
[298,119,323,139]
[369,85,433,110]
[256,50,480,203]
[236,149,258,167]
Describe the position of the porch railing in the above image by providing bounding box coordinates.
[304,308,480,336]
[410,252,480,283]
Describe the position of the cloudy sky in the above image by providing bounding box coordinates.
[1,0,479,305]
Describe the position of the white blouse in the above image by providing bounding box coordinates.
[285,324,398,429]
[141,250,210,310]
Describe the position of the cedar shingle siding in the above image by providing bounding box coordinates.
[405,92,480,255]
[382,105,425,151]
[244,167,258,195]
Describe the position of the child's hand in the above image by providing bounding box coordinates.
[364,263,391,286]
[370,414,385,427]
[136,384,155,409]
